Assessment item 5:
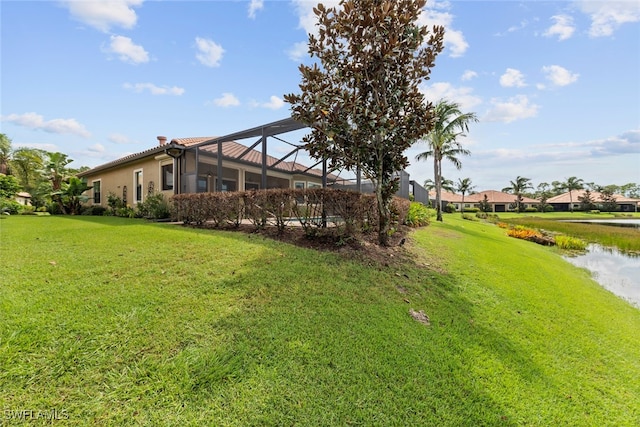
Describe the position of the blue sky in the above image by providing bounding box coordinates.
[1,0,639,191]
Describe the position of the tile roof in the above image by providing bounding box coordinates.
[467,190,539,204]
[79,137,329,179]
[547,190,640,204]
[433,190,539,204]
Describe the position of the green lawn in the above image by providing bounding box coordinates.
[1,215,639,426]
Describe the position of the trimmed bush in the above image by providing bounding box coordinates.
[171,188,409,237]
[555,235,587,250]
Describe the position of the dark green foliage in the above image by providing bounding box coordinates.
[406,202,432,227]
[137,192,172,220]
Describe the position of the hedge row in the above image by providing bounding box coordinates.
[171,188,409,235]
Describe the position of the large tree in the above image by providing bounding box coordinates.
[502,176,532,213]
[415,100,476,222]
[10,148,45,193]
[285,0,445,245]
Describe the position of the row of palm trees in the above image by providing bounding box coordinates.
[412,101,603,219]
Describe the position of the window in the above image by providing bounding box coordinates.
[294,181,305,190]
[134,170,143,203]
[245,182,260,190]
[162,164,173,190]
[92,180,101,204]
[308,182,322,189]
[216,178,236,192]
[197,177,208,192]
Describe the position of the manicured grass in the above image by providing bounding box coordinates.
[1,216,639,425]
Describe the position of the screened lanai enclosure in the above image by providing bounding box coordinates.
[163,117,427,204]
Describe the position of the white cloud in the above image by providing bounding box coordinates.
[251,96,285,110]
[484,95,539,123]
[291,0,342,35]
[195,37,224,67]
[62,0,143,32]
[541,65,579,87]
[577,0,640,37]
[461,70,478,81]
[420,82,482,112]
[287,41,309,62]
[418,3,469,57]
[500,68,527,88]
[213,93,240,107]
[123,83,185,95]
[248,0,264,19]
[105,35,149,64]
[1,112,91,138]
[543,14,575,41]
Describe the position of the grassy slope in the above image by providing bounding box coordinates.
[0,216,638,426]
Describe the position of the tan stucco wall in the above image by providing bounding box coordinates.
[82,155,174,206]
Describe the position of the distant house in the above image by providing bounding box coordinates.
[548,190,640,212]
[430,189,540,212]
[466,190,539,212]
[15,192,31,206]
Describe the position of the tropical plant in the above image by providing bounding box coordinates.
[456,177,475,214]
[535,182,552,213]
[10,147,45,193]
[416,100,477,222]
[284,0,445,245]
[502,176,532,213]
[0,173,21,199]
[560,176,584,213]
[53,176,91,215]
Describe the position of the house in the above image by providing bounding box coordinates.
[77,118,334,207]
[467,190,539,212]
[15,192,32,206]
[429,189,540,212]
[548,190,640,212]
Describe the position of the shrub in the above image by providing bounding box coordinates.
[463,207,480,213]
[444,203,456,213]
[82,205,108,216]
[589,210,601,214]
[1,199,23,215]
[544,205,554,212]
[555,235,587,250]
[524,207,537,213]
[462,213,478,221]
[406,202,431,227]
[137,192,172,220]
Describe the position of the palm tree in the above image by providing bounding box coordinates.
[423,177,455,192]
[561,176,584,213]
[456,177,475,215]
[416,100,477,222]
[502,176,532,213]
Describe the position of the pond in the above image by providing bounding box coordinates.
[560,219,640,228]
[563,244,640,308]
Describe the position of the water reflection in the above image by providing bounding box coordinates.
[563,244,640,308]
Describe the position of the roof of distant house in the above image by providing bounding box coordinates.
[547,190,640,204]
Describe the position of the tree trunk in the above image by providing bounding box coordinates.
[375,141,390,246]
[435,157,443,222]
